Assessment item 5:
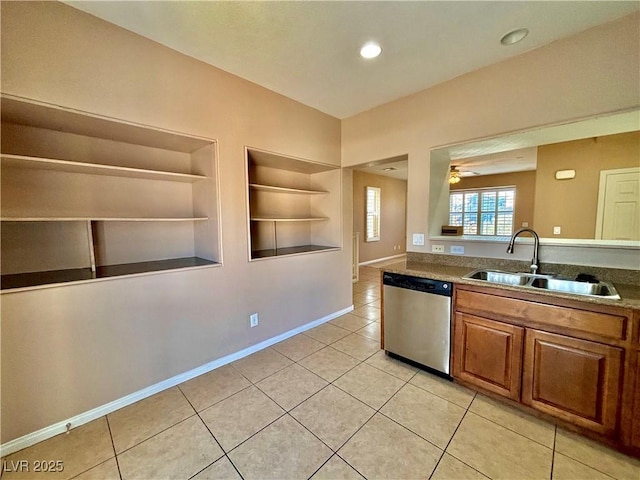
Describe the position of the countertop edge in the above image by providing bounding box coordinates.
[380,261,640,310]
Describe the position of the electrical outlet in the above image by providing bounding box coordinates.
[553,226,561,235]
[250,313,259,328]
[431,244,445,253]
[450,245,464,255]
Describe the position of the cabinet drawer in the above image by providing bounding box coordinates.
[456,289,627,341]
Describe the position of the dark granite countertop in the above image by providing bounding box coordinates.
[382,260,640,310]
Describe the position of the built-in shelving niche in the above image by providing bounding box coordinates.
[0,95,221,291]
[246,147,341,260]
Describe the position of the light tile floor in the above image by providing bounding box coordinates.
[3,264,640,480]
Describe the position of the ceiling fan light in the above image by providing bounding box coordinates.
[449,166,461,184]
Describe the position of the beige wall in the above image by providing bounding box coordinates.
[352,171,407,263]
[450,171,536,232]
[1,2,350,444]
[342,12,640,267]
[3,1,640,447]
[534,131,640,238]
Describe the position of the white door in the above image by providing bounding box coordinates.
[596,167,640,240]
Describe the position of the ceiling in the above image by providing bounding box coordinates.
[65,1,638,120]
[63,1,638,182]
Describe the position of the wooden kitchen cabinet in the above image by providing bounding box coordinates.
[522,329,623,436]
[453,312,523,401]
[631,351,640,449]
[453,283,637,452]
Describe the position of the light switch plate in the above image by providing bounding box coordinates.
[412,233,425,246]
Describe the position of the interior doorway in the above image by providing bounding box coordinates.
[595,167,640,240]
[350,155,408,270]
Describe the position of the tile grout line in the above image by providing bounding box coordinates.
[104,416,124,480]
[464,400,557,451]
[427,391,488,480]
[329,363,412,473]
[103,389,207,464]
[191,366,288,457]
[200,355,332,462]
[291,347,401,478]
[551,431,623,480]
[178,384,246,480]
[111,412,200,456]
[332,451,368,480]
[323,360,438,478]
[64,419,122,480]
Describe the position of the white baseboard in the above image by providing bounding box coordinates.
[359,253,406,266]
[0,305,354,457]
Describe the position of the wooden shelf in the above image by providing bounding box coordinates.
[246,146,340,260]
[2,95,212,153]
[247,148,338,174]
[1,257,217,291]
[250,216,329,222]
[1,95,220,290]
[1,217,209,222]
[251,245,339,259]
[249,183,327,195]
[1,154,206,183]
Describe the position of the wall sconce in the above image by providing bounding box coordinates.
[449,166,461,184]
[555,169,576,180]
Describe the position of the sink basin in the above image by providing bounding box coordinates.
[463,269,620,299]
[530,277,620,298]
[465,270,529,286]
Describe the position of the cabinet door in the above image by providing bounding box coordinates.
[453,312,524,400]
[632,351,640,448]
[522,329,623,436]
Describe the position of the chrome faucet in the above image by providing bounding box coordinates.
[507,228,540,274]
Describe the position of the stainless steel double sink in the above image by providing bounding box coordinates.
[463,269,620,299]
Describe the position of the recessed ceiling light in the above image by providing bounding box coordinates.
[382,167,396,171]
[360,42,382,59]
[500,28,529,46]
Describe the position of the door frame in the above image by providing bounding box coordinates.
[595,167,640,239]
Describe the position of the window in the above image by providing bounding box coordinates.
[366,186,381,242]
[449,187,515,235]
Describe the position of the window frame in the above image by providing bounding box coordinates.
[449,186,516,236]
[365,186,381,242]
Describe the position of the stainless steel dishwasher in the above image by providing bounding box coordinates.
[383,272,452,378]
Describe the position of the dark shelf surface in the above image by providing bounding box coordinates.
[1,257,217,290]
[1,268,94,290]
[251,245,338,259]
